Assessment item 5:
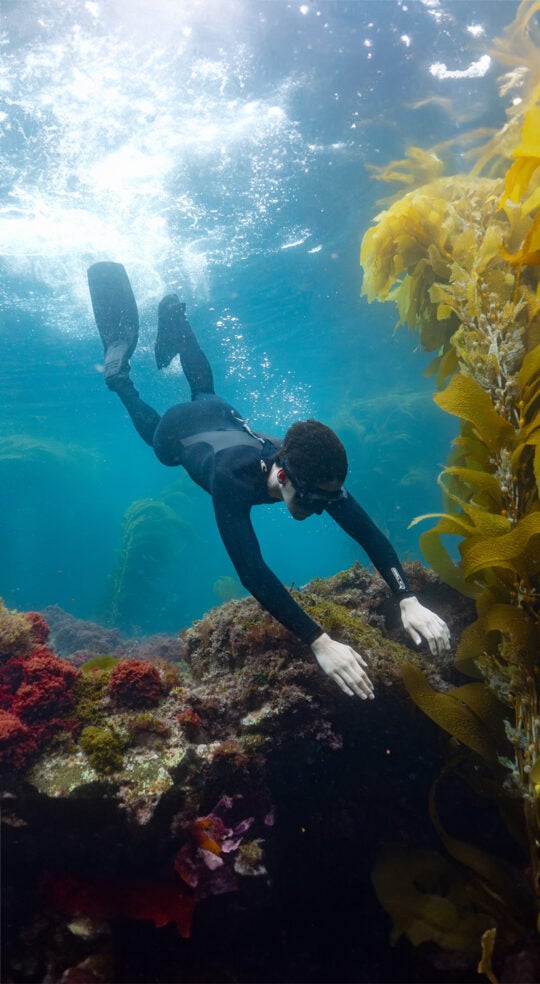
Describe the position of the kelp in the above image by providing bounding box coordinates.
[372,845,494,955]
[401,665,508,770]
[100,494,196,631]
[366,145,445,201]
[360,0,540,966]
[0,434,91,468]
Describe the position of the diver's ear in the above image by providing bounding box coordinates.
[277,468,287,484]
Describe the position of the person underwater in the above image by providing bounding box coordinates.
[87,261,451,699]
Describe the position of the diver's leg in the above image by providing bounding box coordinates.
[88,262,161,447]
[155,294,215,399]
[110,377,161,447]
[87,262,139,385]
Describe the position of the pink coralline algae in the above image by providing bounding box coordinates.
[108,658,164,708]
[0,610,80,773]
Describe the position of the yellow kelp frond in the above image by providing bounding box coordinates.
[372,845,494,953]
[361,175,499,306]
[366,145,444,194]
[501,88,540,210]
[456,604,537,675]
[360,172,540,376]
[513,96,540,158]
[501,155,540,208]
[461,512,540,580]
[491,0,540,83]
[433,375,514,453]
[500,211,540,266]
[468,116,525,181]
[401,663,503,766]
[360,1,540,943]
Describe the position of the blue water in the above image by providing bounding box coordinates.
[0,0,519,633]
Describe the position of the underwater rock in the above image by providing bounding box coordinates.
[42,606,126,659]
[2,564,473,982]
[125,632,188,665]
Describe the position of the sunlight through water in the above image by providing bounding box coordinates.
[0,0,313,321]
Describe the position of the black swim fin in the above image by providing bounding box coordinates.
[87,262,139,385]
[155,293,188,370]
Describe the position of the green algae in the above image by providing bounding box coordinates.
[74,667,111,725]
[79,725,125,774]
[81,655,121,674]
[297,591,414,669]
[127,711,170,739]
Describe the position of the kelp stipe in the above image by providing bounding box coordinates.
[360,0,540,967]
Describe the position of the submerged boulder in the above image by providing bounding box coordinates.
[2,564,478,983]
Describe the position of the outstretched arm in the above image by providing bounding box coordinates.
[213,494,374,698]
[213,494,321,641]
[326,492,451,655]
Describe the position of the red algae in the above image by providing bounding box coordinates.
[0,610,80,773]
[108,658,164,708]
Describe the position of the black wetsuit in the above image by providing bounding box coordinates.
[111,317,412,644]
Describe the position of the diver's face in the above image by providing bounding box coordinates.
[281,475,343,521]
[280,479,313,520]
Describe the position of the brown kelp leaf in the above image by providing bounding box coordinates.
[437,474,510,537]
[461,512,540,579]
[500,212,540,266]
[519,342,540,391]
[429,784,515,905]
[371,845,491,952]
[402,663,499,766]
[478,928,499,984]
[434,376,514,454]
[456,605,537,676]
[416,524,480,598]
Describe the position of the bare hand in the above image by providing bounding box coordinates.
[399,596,451,656]
[310,632,375,699]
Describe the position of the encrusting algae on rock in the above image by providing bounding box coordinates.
[2,560,478,982]
[360,0,540,971]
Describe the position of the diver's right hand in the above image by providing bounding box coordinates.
[310,632,375,699]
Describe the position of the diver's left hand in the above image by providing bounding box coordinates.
[399,596,451,656]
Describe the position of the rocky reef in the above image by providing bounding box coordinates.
[1,563,499,984]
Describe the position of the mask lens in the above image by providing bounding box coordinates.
[278,455,344,510]
[291,480,343,511]
[298,489,342,510]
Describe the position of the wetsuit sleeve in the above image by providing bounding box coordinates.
[212,494,322,643]
[326,491,413,595]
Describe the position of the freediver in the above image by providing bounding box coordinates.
[87,261,451,699]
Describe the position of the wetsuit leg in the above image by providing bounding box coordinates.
[109,376,161,447]
[157,294,215,399]
[181,323,215,399]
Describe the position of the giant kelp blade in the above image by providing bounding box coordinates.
[401,663,500,767]
[433,376,514,455]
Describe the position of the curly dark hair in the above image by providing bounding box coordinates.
[278,420,348,488]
